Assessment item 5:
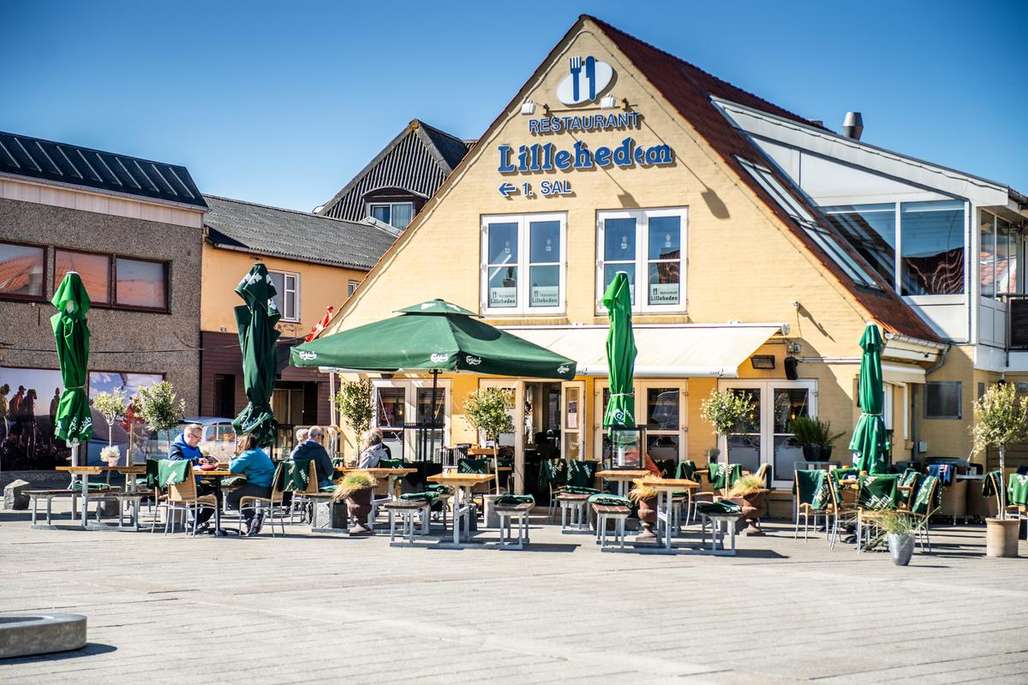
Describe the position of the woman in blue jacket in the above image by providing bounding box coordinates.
[226,433,276,535]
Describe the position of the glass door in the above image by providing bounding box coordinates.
[723,385,762,475]
[561,381,585,460]
[641,382,687,468]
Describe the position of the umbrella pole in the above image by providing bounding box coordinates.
[428,369,439,462]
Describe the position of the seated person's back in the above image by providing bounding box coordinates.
[292,426,334,488]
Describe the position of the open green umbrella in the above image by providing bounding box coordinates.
[601,272,638,467]
[232,263,280,448]
[290,298,577,468]
[849,323,887,474]
[51,272,94,458]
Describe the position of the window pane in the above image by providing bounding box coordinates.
[371,205,390,224]
[997,217,1017,295]
[900,201,965,296]
[731,388,761,433]
[980,212,996,298]
[647,263,679,305]
[391,203,413,229]
[0,243,45,297]
[726,434,760,473]
[488,266,517,308]
[55,250,109,303]
[116,258,165,308]
[487,222,518,264]
[416,387,445,426]
[648,215,681,260]
[529,265,559,307]
[603,264,635,303]
[824,204,896,289]
[603,217,636,260]
[926,382,961,419]
[773,435,804,481]
[646,388,679,430]
[647,434,680,462]
[268,272,285,316]
[376,388,405,428]
[773,389,809,433]
[529,220,560,263]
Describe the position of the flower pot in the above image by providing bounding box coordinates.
[344,487,374,535]
[986,517,1020,558]
[728,489,768,535]
[635,495,659,542]
[802,445,832,462]
[887,533,914,565]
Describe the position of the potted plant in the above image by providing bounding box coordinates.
[134,381,185,458]
[333,470,378,535]
[726,474,770,535]
[878,510,916,566]
[335,376,373,460]
[790,416,844,462]
[700,389,755,475]
[972,382,1028,558]
[628,482,660,541]
[463,388,514,486]
[92,389,128,459]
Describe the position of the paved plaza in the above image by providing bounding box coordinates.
[3,507,1028,684]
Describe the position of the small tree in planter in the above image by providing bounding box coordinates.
[134,381,186,457]
[92,389,128,449]
[972,382,1028,557]
[335,376,373,460]
[464,388,514,489]
[699,389,756,470]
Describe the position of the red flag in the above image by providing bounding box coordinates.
[304,305,334,342]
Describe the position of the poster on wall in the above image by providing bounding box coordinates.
[87,372,164,463]
[0,367,67,470]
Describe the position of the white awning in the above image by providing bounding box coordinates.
[882,362,926,385]
[503,324,784,377]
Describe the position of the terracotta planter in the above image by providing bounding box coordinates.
[345,487,374,535]
[728,489,768,535]
[636,495,659,542]
[986,517,1020,558]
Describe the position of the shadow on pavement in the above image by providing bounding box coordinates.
[1,643,117,665]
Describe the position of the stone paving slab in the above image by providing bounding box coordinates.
[2,505,1027,683]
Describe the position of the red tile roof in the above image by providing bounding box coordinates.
[587,15,940,343]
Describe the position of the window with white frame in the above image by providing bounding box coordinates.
[368,202,414,230]
[596,208,686,312]
[371,378,450,459]
[268,270,299,321]
[347,280,359,297]
[980,210,1021,299]
[481,213,565,315]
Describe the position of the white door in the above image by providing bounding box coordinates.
[718,380,817,487]
[594,379,689,467]
[479,379,525,493]
[561,381,585,460]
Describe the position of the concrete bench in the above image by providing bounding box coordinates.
[593,504,631,550]
[495,502,533,550]
[0,614,87,659]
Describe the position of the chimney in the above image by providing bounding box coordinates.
[842,112,863,141]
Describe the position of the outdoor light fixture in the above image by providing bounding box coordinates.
[600,94,616,108]
[750,355,775,370]
[521,100,536,115]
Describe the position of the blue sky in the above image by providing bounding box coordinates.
[2,0,1025,212]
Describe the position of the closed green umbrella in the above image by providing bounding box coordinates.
[51,272,94,457]
[601,272,637,467]
[232,263,280,448]
[849,323,887,474]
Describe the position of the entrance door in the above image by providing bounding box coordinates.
[561,381,585,460]
[718,380,816,487]
[479,379,525,493]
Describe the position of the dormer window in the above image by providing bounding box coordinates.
[368,202,414,230]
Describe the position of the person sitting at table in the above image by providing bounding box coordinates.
[289,427,308,458]
[358,428,389,469]
[168,423,218,530]
[226,433,276,536]
[292,425,335,489]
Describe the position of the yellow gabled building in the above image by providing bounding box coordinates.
[317,16,1025,510]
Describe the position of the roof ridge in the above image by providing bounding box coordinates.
[414,119,469,147]
[581,15,820,128]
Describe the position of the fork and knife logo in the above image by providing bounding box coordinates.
[557,55,614,105]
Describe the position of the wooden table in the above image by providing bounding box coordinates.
[638,477,699,550]
[596,469,651,496]
[56,465,147,528]
[194,468,245,536]
[427,472,494,546]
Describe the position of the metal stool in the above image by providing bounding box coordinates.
[556,493,591,533]
[593,504,631,550]
[496,502,533,549]
[384,500,425,546]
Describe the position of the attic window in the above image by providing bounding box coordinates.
[736,157,881,290]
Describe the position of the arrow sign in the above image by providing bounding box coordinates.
[498,182,518,198]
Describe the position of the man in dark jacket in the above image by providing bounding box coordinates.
[291,425,335,489]
[168,423,217,529]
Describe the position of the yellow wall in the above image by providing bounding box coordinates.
[200,244,367,336]
[328,20,955,471]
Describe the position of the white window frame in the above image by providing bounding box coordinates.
[371,378,452,455]
[480,212,566,316]
[593,379,689,464]
[367,201,414,229]
[596,207,687,314]
[347,280,359,297]
[269,270,300,322]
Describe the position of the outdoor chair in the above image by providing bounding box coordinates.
[589,493,632,549]
[856,475,900,553]
[288,461,334,523]
[826,469,859,550]
[565,459,599,491]
[538,458,567,521]
[907,474,941,552]
[794,469,831,540]
[163,461,217,536]
[708,462,742,495]
[897,469,922,511]
[494,494,534,550]
[237,462,288,537]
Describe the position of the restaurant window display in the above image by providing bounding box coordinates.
[596,208,686,312]
[481,213,565,315]
[0,366,66,469]
[0,242,46,300]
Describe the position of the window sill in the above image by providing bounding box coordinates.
[0,294,48,304]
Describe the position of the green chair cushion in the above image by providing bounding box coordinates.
[157,459,190,487]
[1008,474,1028,507]
[587,493,631,508]
[283,461,310,492]
[495,494,534,507]
[911,475,940,515]
[858,474,900,510]
[378,458,406,469]
[399,491,437,504]
[457,457,491,474]
[69,481,113,492]
[562,485,600,495]
[538,458,567,489]
[696,500,742,515]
